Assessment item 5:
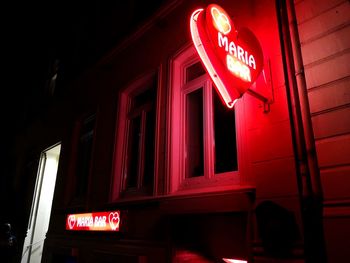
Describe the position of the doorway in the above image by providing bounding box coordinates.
[21,143,61,263]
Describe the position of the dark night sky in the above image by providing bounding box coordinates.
[2,1,167,139]
[3,1,167,129]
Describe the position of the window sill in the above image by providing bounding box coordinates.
[107,185,255,214]
[178,171,240,191]
[161,185,255,214]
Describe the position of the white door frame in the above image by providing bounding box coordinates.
[21,143,61,263]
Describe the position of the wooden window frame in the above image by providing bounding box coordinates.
[167,45,246,194]
[111,70,160,201]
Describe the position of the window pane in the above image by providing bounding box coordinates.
[126,115,141,188]
[143,107,155,192]
[125,80,157,194]
[186,62,206,83]
[186,88,204,178]
[133,83,156,109]
[76,115,95,197]
[213,90,238,173]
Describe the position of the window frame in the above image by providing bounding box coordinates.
[111,70,160,201]
[68,112,97,206]
[167,44,246,194]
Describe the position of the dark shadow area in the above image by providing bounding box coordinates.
[255,200,300,257]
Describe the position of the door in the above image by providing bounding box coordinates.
[21,144,61,263]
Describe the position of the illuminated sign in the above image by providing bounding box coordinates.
[222,258,247,263]
[66,211,120,231]
[190,4,263,108]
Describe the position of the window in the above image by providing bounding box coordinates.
[75,114,95,200]
[112,72,158,199]
[168,46,243,193]
[124,86,156,193]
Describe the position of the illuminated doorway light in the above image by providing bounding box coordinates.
[21,144,61,263]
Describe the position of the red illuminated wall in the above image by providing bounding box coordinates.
[295,0,350,262]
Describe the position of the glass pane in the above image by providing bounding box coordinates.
[213,90,238,173]
[76,115,95,197]
[186,62,206,83]
[126,115,141,188]
[133,83,156,109]
[186,88,204,178]
[143,107,155,192]
[125,78,157,194]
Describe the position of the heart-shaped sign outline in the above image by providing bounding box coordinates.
[108,212,120,231]
[68,215,76,230]
[190,4,264,108]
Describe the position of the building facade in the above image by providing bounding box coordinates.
[12,0,350,262]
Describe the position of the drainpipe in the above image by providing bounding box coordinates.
[276,0,326,262]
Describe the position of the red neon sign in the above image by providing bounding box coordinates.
[222,258,247,263]
[190,4,263,108]
[66,211,120,231]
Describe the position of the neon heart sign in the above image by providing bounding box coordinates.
[108,212,120,231]
[67,215,76,229]
[190,4,264,108]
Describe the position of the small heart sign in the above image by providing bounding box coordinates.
[190,4,264,108]
[68,215,76,230]
[109,212,120,231]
